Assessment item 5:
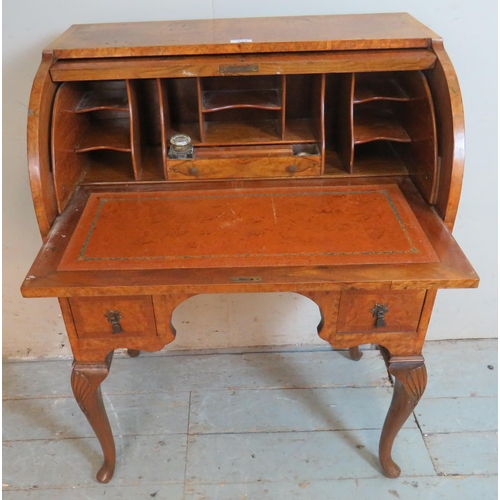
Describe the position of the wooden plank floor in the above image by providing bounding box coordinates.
[3,339,497,499]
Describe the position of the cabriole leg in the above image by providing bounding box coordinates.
[71,352,115,483]
[379,353,427,478]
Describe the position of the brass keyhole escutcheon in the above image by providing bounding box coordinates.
[104,310,124,334]
[370,304,389,328]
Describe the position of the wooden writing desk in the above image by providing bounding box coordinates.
[22,13,478,484]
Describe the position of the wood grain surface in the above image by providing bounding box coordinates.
[167,154,321,179]
[336,289,426,333]
[45,14,438,59]
[50,50,437,82]
[69,295,156,339]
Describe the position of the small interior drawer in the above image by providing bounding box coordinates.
[337,290,426,334]
[167,144,321,180]
[69,296,157,339]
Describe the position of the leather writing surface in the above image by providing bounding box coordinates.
[58,184,438,271]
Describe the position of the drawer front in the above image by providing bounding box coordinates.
[69,296,157,339]
[337,290,426,334]
[167,154,321,180]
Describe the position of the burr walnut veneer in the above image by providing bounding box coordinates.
[22,13,478,484]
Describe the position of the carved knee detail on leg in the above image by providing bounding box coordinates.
[379,355,427,478]
[389,361,427,406]
[71,352,116,483]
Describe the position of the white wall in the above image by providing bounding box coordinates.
[3,1,497,359]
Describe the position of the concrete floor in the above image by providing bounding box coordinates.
[2,339,497,499]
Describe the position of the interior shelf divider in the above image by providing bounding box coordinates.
[336,73,355,172]
[353,106,411,144]
[353,73,411,104]
[202,89,282,112]
[281,75,287,140]
[75,119,131,153]
[126,80,142,180]
[197,77,205,142]
[157,78,171,180]
[152,71,432,182]
[318,74,326,173]
[76,88,129,113]
[202,120,282,145]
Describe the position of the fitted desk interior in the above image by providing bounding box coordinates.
[22,13,478,484]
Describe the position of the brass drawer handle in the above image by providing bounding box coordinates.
[104,310,124,334]
[371,304,389,328]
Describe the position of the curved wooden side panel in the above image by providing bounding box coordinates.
[425,40,465,230]
[51,82,88,213]
[396,71,438,203]
[27,52,58,239]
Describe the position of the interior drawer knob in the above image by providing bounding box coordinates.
[104,310,124,334]
[287,165,297,173]
[189,167,199,176]
[370,303,389,328]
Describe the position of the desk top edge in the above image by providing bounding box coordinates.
[44,13,440,59]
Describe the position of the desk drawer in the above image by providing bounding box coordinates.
[69,296,157,339]
[167,145,321,180]
[337,290,426,334]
